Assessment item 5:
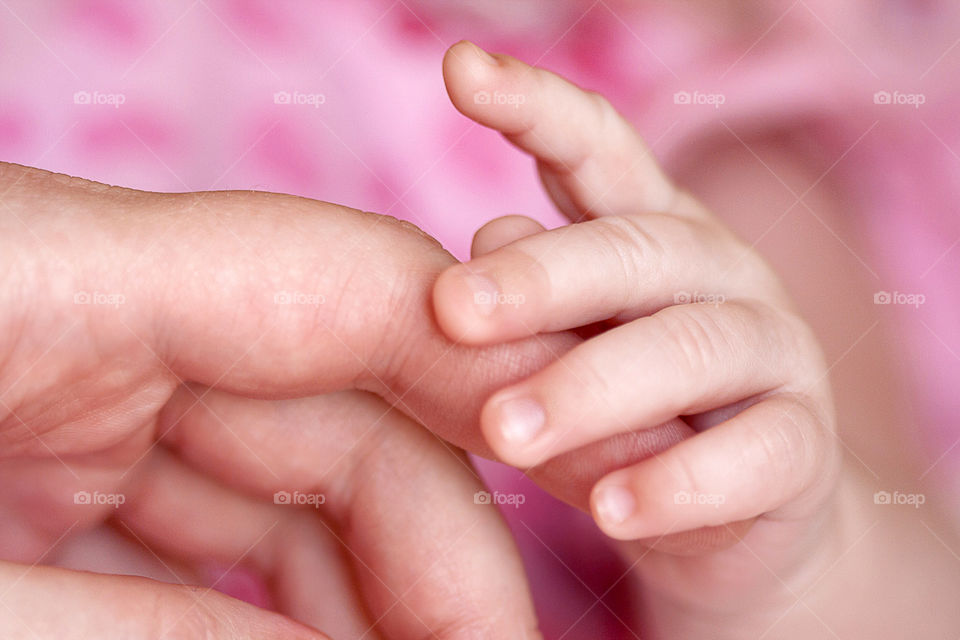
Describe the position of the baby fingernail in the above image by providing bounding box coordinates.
[468,41,497,65]
[497,396,546,445]
[595,485,636,525]
[463,273,500,316]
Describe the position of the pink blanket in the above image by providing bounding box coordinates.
[2,1,957,636]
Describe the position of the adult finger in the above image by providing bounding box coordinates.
[116,449,376,639]
[160,385,543,640]
[0,561,327,639]
[0,163,578,460]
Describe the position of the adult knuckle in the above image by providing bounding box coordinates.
[335,216,449,389]
[149,586,231,640]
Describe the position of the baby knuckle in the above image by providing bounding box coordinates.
[588,216,665,299]
[670,450,713,507]
[659,308,727,377]
[586,89,620,133]
[779,309,830,375]
[564,347,616,401]
[755,398,828,496]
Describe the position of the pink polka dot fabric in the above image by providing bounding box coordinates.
[2,1,958,636]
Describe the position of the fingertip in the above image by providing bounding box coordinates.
[444,40,498,69]
[471,215,546,258]
[590,480,640,540]
[432,265,499,344]
[461,39,498,65]
[480,390,549,467]
[442,41,500,110]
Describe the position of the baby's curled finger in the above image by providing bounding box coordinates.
[590,395,838,540]
[434,212,773,345]
[443,41,680,219]
[471,214,546,258]
[480,300,816,467]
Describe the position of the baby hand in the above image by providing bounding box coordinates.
[433,41,843,636]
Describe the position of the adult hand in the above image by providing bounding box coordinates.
[0,162,575,638]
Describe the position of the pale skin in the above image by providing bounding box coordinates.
[434,41,960,638]
[0,41,958,639]
[0,164,573,638]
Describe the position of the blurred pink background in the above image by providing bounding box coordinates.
[2,1,959,637]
